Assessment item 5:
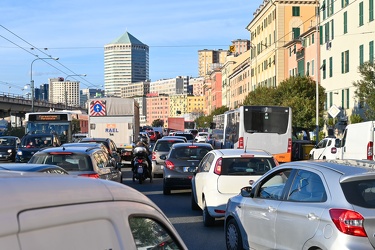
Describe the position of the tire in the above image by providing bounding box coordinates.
[139,178,143,184]
[163,181,171,195]
[225,218,243,250]
[203,199,215,227]
[191,192,200,210]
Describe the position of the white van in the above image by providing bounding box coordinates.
[340,121,375,160]
[0,171,187,250]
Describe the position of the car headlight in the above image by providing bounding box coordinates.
[17,151,23,156]
[7,149,12,153]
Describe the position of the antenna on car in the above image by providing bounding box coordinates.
[244,136,248,153]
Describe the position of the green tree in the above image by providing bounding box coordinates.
[151,119,164,127]
[243,86,278,105]
[350,113,363,124]
[353,61,375,120]
[194,106,229,128]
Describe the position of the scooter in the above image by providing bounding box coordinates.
[132,146,151,184]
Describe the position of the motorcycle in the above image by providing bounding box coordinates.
[132,146,151,184]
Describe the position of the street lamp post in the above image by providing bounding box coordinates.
[64,74,87,109]
[30,57,59,112]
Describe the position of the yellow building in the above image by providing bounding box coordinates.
[187,95,204,115]
[198,49,227,77]
[246,0,318,89]
[169,94,188,117]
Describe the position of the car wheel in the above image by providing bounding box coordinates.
[163,180,171,195]
[203,199,215,227]
[191,192,200,210]
[226,218,243,250]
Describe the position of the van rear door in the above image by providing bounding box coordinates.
[341,121,375,160]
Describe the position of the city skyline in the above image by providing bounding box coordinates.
[0,0,263,96]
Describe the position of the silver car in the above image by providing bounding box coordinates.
[225,159,375,250]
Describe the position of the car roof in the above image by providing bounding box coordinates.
[211,148,274,158]
[0,172,162,224]
[80,137,109,142]
[34,146,102,154]
[0,163,66,172]
[279,159,375,182]
[171,142,213,148]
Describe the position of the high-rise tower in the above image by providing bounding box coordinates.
[104,32,149,97]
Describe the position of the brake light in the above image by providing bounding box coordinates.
[287,138,292,153]
[137,158,144,164]
[214,157,222,175]
[79,173,100,179]
[238,137,244,149]
[331,147,337,154]
[367,141,373,160]
[152,151,156,160]
[188,145,198,148]
[165,160,175,170]
[329,209,367,237]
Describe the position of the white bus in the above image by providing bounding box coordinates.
[214,106,293,163]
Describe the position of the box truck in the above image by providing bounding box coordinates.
[88,97,140,165]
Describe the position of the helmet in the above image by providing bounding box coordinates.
[134,146,148,157]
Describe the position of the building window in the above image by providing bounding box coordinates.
[342,0,349,8]
[323,59,327,79]
[341,50,350,73]
[370,0,374,21]
[292,6,300,16]
[370,41,374,63]
[360,44,364,65]
[330,20,334,40]
[329,57,333,77]
[292,28,300,39]
[360,2,364,26]
[346,89,350,109]
[343,12,348,34]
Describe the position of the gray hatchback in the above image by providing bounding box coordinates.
[225,159,375,250]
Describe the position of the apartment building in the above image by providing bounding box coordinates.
[150,76,188,95]
[120,81,150,98]
[198,49,227,77]
[170,94,188,117]
[146,93,170,126]
[48,78,80,108]
[320,0,375,122]
[246,0,318,90]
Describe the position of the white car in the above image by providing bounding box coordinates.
[191,148,278,226]
[0,171,187,250]
[194,132,209,143]
[309,137,341,160]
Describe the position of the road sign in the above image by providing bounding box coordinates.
[90,100,106,116]
[328,104,340,118]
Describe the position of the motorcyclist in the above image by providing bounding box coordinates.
[132,136,152,181]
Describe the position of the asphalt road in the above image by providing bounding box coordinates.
[122,167,227,250]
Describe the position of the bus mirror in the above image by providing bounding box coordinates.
[210,122,216,129]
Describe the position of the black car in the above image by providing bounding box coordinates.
[28,146,122,183]
[161,142,214,195]
[78,137,122,167]
[15,133,61,163]
[0,136,20,162]
[0,163,68,174]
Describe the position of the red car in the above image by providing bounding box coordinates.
[148,131,157,142]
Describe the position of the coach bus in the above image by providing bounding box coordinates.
[213,106,293,163]
[24,110,88,144]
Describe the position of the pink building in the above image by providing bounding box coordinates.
[146,93,170,127]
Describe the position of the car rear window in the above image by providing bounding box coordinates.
[170,146,212,160]
[154,140,183,152]
[342,180,375,208]
[175,134,194,140]
[29,153,93,171]
[220,157,275,176]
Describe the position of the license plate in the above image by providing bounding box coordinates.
[125,152,131,156]
[184,167,195,172]
[137,167,143,174]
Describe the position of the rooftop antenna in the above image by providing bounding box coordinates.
[244,136,248,153]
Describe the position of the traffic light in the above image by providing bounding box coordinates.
[229,45,235,53]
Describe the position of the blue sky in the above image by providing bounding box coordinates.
[0,0,263,96]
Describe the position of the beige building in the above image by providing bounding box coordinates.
[48,78,80,107]
[150,76,188,95]
[121,81,150,98]
[170,94,188,117]
[198,49,227,77]
[188,77,205,96]
[187,95,205,116]
[247,0,318,89]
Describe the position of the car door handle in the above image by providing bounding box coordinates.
[307,213,319,220]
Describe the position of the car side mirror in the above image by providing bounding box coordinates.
[240,186,253,197]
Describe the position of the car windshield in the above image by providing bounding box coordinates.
[175,134,194,140]
[221,157,275,175]
[29,153,92,171]
[21,136,53,148]
[171,146,211,160]
[0,138,15,146]
[154,140,183,152]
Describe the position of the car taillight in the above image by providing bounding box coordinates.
[165,160,175,170]
[329,209,367,237]
[367,141,373,160]
[79,173,100,179]
[238,137,244,149]
[152,151,156,160]
[214,157,222,175]
[331,147,337,154]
